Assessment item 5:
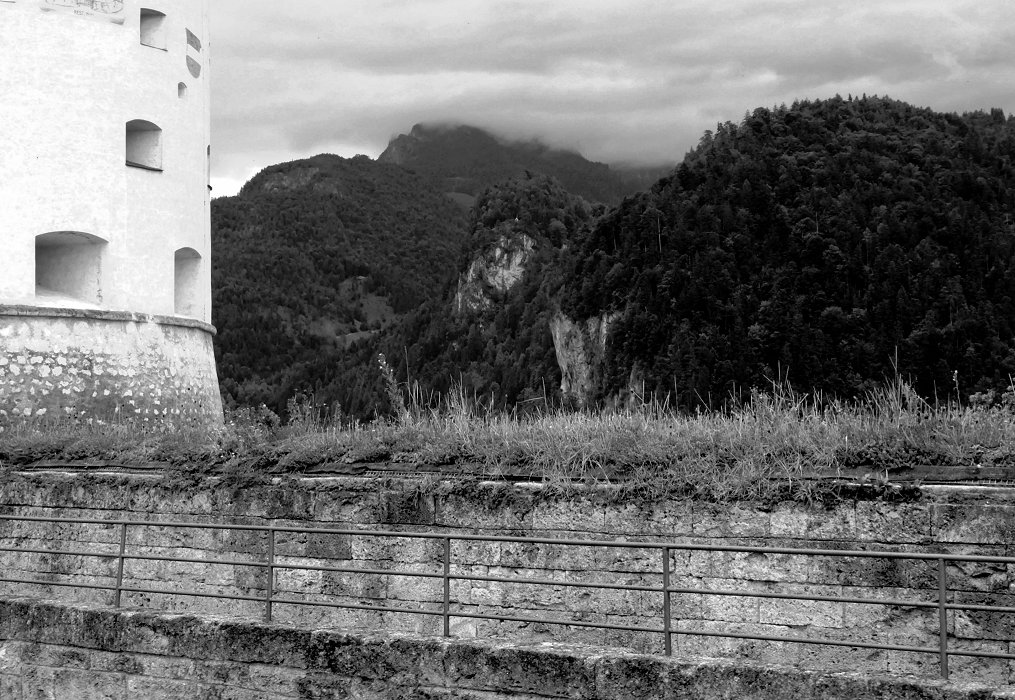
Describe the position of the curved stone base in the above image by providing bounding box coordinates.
[0,306,222,427]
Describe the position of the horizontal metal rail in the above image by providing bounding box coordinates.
[449,572,658,593]
[2,576,119,592]
[668,585,938,609]
[2,513,1015,679]
[120,584,267,605]
[0,545,120,559]
[268,597,663,634]
[4,513,1015,562]
[271,596,447,618]
[685,627,938,655]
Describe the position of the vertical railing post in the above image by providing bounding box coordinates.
[443,536,451,637]
[662,547,672,656]
[264,527,275,623]
[113,521,127,608]
[937,557,949,680]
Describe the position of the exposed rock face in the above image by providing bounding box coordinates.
[549,311,618,405]
[454,233,536,314]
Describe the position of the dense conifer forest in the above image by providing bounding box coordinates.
[563,96,1015,407]
[210,154,469,413]
[211,97,1015,418]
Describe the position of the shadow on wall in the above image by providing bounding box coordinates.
[34,231,107,309]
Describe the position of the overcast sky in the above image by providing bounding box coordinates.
[208,0,1015,197]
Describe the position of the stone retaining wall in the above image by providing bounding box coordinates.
[0,598,1010,700]
[0,472,1013,685]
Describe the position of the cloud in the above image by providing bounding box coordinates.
[209,0,1015,196]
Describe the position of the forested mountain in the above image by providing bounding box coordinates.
[379,123,671,206]
[211,97,1015,420]
[561,96,1015,407]
[211,154,469,413]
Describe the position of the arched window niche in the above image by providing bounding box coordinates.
[35,231,108,308]
[126,119,163,171]
[178,82,188,98]
[174,247,202,318]
[139,8,167,50]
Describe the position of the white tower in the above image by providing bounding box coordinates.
[0,0,222,425]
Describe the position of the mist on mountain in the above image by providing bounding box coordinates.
[379,122,672,207]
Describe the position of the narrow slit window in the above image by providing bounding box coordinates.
[178,82,187,98]
[126,120,163,171]
[140,9,167,50]
[186,28,202,52]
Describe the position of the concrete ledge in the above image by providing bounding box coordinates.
[0,597,1010,699]
[0,304,216,335]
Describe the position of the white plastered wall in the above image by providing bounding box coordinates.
[0,0,212,323]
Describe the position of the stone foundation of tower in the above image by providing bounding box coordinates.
[0,306,221,427]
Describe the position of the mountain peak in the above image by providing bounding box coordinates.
[379,122,672,205]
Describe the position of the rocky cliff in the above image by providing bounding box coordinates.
[377,174,594,409]
[454,231,536,314]
[550,311,618,405]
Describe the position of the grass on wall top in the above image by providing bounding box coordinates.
[1,373,1014,504]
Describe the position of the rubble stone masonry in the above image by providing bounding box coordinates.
[0,307,221,425]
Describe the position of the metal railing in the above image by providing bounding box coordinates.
[2,513,1014,680]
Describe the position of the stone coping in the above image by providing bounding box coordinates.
[0,304,216,335]
[0,597,1010,699]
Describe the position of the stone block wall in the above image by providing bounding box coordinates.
[0,472,1014,684]
[0,598,1009,700]
[0,307,222,426]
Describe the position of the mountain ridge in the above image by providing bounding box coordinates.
[211,153,469,414]
[559,96,1015,406]
[379,122,672,206]
[211,100,1015,419]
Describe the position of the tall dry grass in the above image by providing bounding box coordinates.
[2,370,1014,502]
